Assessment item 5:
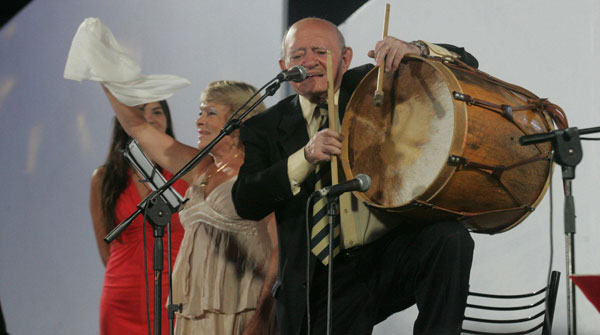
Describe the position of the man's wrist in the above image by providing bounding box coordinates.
[410,40,429,56]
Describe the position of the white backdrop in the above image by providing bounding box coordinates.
[0,0,599,334]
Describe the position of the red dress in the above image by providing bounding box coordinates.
[100,171,188,335]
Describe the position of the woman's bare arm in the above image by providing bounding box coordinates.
[89,167,111,266]
[241,213,279,335]
[102,86,210,184]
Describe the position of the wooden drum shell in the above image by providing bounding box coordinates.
[341,56,553,234]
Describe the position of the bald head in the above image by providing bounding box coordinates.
[281,18,346,59]
[278,17,353,102]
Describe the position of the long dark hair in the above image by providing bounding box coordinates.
[100,100,175,232]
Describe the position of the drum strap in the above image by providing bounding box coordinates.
[432,56,569,129]
[452,92,568,129]
[453,92,532,121]
[448,152,550,178]
[409,200,535,232]
[440,56,540,99]
[448,152,551,204]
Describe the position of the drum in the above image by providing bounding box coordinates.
[340,55,567,233]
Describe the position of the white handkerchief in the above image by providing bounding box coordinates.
[64,18,190,106]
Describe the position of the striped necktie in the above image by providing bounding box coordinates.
[311,104,341,265]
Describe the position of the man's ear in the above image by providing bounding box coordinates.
[341,47,353,72]
[279,59,287,71]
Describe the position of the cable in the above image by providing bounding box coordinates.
[545,154,555,331]
[547,155,555,283]
[304,193,317,335]
[142,195,152,335]
[142,164,160,335]
[167,216,174,335]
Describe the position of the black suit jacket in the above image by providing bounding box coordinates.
[232,47,477,335]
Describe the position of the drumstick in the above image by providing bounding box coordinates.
[326,50,339,186]
[373,3,390,107]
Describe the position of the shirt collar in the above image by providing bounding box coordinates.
[298,90,340,123]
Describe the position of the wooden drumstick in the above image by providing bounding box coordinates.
[373,3,390,107]
[326,50,339,186]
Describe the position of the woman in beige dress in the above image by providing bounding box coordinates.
[103,81,277,335]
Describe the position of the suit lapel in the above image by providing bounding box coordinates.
[338,87,351,123]
[277,95,309,156]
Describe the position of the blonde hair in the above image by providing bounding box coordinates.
[201,80,266,120]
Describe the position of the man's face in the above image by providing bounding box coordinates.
[280,20,353,103]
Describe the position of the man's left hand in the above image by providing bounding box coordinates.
[367,36,421,72]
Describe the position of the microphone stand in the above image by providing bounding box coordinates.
[520,125,600,335]
[326,196,339,335]
[103,77,284,335]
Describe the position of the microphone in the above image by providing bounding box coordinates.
[276,65,307,82]
[314,174,371,198]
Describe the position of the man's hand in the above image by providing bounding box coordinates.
[367,36,421,72]
[304,129,345,165]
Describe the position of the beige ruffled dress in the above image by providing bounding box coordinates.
[171,175,274,334]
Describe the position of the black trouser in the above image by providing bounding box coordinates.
[302,221,474,335]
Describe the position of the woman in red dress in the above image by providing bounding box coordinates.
[89,100,188,335]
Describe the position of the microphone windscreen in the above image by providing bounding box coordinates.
[356,173,371,192]
[291,65,307,82]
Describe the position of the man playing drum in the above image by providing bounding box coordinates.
[232,18,478,335]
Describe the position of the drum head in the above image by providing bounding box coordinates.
[342,57,459,208]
